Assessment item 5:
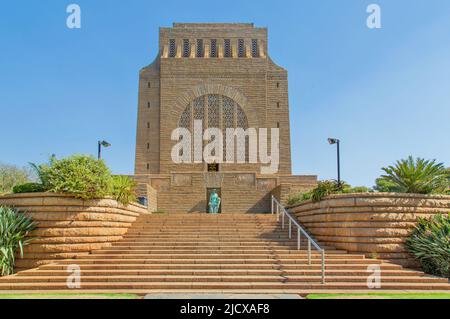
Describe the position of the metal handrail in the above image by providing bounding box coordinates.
[271,195,326,284]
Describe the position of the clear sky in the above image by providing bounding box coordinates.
[1,0,449,187]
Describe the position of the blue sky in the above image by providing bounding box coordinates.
[1,0,449,187]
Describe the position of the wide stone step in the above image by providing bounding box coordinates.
[0,282,448,291]
[106,244,342,251]
[3,275,447,284]
[19,269,426,277]
[96,249,347,255]
[78,253,362,260]
[90,250,358,258]
[54,258,381,265]
[38,263,403,271]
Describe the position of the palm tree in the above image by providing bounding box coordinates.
[380,156,450,194]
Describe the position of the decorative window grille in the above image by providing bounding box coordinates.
[238,39,245,57]
[222,97,235,129]
[223,97,235,161]
[179,105,191,129]
[251,39,258,57]
[210,39,217,57]
[178,95,250,164]
[207,95,220,128]
[196,39,204,57]
[183,39,190,57]
[193,96,204,121]
[169,39,176,57]
[224,39,231,57]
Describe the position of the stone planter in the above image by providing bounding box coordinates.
[288,193,450,267]
[0,192,148,270]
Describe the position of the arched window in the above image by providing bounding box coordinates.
[178,95,249,162]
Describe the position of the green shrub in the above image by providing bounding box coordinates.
[405,214,449,278]
[311,180,347,202]
[287,192,312,206]
[37,155,111,200]
[379,156,450,194]
[287,181,372,205]
[0,206,37,276]
[12,183,47,194]
[109,175,137,205]
[342,186,373,194]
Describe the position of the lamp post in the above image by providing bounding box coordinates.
[98,140,111,159]
[327,138,341,186]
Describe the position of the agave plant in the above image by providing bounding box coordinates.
[380,156,450,194]
[109,175,138,205]
[405,214,449,278]
[28,154,56,188]
[0,206,37,276]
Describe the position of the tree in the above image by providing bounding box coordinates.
[379,156,450,194]
[373,177,401,193]
[0,163,34,195]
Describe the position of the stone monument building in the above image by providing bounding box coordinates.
[134,23,316,213]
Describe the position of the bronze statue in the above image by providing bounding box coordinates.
[208,189,221,214]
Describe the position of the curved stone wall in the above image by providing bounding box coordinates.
[0,193,148,270]
[288,193,450,267]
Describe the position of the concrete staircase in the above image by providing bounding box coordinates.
[0,213,448,295]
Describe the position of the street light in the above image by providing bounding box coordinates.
[328,138,341,186]
[98,140,111,159]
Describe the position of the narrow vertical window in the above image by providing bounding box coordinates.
[196,39,204,57]
[277,102,280,108]
[148,82,151,88]
[147,122,150,129]
[276,82,280,88]
[146,163,150,170]
[210,39,217,58]
[251,39,259,57]
[277,122,280,128]
[169,39,176,57]
[147,102,151,108]
[238,39,245,57]
[147,143,150,149]
[224,39,231,58]
[183,39,190,57]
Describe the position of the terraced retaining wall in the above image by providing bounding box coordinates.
[0,193,148,270]
[288,193,450,267]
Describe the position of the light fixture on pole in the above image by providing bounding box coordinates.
[98,140,111,159]
[327,138,341,186]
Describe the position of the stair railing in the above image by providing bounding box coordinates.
[271,195,326,284]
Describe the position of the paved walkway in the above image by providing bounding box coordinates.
[144,293,302,299]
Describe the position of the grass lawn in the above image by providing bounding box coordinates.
[307,293,450,299]
[0,293,141,299]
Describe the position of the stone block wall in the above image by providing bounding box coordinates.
[140,172,316,214]
[288,193,450,267]
[0,193,148,270]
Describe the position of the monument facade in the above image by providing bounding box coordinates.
[134,23,316,213]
